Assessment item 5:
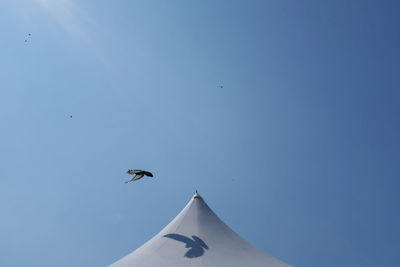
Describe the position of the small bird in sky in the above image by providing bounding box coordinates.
[125,169,153,183]
[70,115,72,118]
[25,33,31,43]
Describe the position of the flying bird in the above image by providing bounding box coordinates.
[25,33,31,43]
[125,169,153,183]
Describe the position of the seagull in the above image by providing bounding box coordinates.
[125,169,153,183]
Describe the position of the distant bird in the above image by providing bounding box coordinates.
[25,33,31,43]
[70,115,72,118]
[219,85,223,88]
[125,169,153,183]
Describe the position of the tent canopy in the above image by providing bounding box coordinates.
[109,192,292,267]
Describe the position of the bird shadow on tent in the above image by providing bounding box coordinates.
[163,233,209,258]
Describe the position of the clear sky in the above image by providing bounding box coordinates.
[1,1,399,266]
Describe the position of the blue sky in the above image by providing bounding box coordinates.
[1,1,399,266]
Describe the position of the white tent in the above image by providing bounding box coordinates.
[109,192,292,267]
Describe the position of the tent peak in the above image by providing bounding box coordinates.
[109,191,292,267]
[193,191,202,200]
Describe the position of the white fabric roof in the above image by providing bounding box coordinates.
[109,193,292,267]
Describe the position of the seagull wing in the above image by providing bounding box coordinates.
[133,174,145,180]
[127,169,143,175]
[125,177,135,183]
[143,171,153,177]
